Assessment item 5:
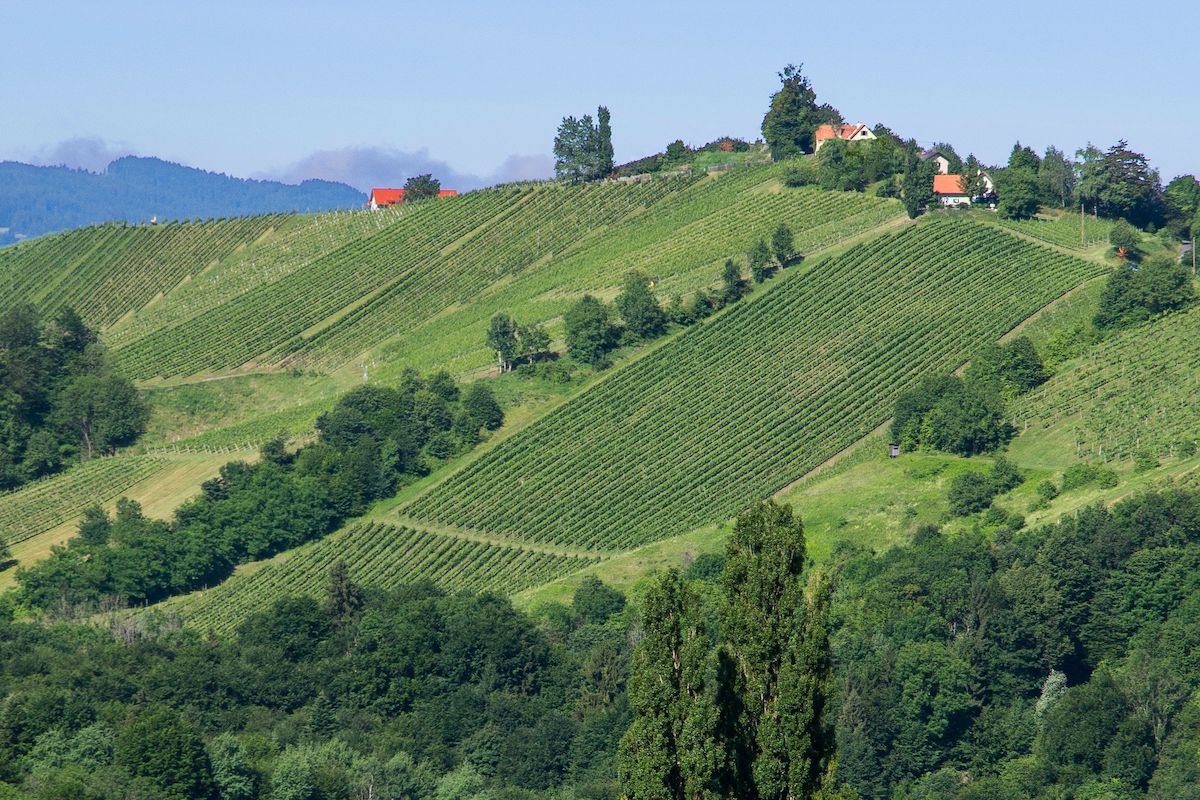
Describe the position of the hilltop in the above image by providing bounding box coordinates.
[0,156,364,244]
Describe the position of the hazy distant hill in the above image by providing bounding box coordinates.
[0,156,365,244]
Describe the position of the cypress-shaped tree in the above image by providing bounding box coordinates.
[618,568,714,800]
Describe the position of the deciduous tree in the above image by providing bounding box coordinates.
[402,173,441,201]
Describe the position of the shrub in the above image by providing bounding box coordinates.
[949,472,996,516]
[572,576,625,624]
[1037,480,1060,502]
[1109,219,1141,255]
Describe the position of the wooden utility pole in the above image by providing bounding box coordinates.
[1081,202,1085,246]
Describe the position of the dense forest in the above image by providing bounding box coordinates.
[4,488,1200,798]
[0,157,363,244]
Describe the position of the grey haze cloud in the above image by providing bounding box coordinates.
[29,136,134,173]
[260,146,554,193]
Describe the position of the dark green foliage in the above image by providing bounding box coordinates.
[664,139,690,166]
[996,168,1041,220]
[565,295,619,367]
[902,155,937,218]
[402,173,441,201]
[1062,463,1119,491]
[487,313,519,371]
[749,238,773,283]
[620,501,836,800]
[114,707,214,800]
[597,106,615,178]
[322,559,364,629]
[0,305,148,489]
[1039,146,1077,208]
[16,372,496,612]
[1163,174,1200,238]
[948,471,998,516]
[554,107,613,183]
[683,553,725,582]
[573,576,626,625]
[618,568,712,800]
[1094,254,1195,330]
[964,337,1048,397]
[615,272,667,340]
[721,259,747,304]
[760,64,841,159]
[463,382,505,431]
[1094,140,1165,228]
[831,489,1200,797]
[771,224,795,265]
[947,459,1023,517]
[891,374,1014,456]
[1109,218,1141,255]
[0,582,632,799]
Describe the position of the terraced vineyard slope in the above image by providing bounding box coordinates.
[407,217,1108,549]
[1014,303,1200,462]
[102,168,903,380]
[170,522,601,634]
[0,216,282,326]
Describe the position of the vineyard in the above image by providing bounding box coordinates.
[303,174,903,380]
[977,209,1113,250]
[406,217,1107,550]
[1014,303,1200,462]
[98,167,904,381]
[104,208,406,347]
[0,456,165,547]
[0,216,282,327]
[171,522,600,633]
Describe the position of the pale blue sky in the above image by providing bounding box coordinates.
[3,1,1197,190]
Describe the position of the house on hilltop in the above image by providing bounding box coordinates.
[920,149,952,175]
[813,123,877,152]
[368,187,458,210]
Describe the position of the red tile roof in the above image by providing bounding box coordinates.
[370,188,458,206]
[814,123,869,142]
[933,174,966,195]
[370,188,405,205]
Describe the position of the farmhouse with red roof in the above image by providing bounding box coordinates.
[813,123,877,152]
[368,187,458,209]
[932,172,995,207]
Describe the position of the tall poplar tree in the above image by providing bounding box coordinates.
[619,568,717,800]
[719,501,835,800]
[597,105,615,178]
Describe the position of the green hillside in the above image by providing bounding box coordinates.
[0,215,282,326]
[87,167,900,382]
[406,217,1106,549]
[1013,302,1200,464]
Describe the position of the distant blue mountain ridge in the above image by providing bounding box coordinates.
[0,156,366,245]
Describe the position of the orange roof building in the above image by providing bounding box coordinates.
[368,187,458,209]
[933,174,967,196]
[813,123,877,152]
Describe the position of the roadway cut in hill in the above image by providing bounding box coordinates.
[405,217,1108,552]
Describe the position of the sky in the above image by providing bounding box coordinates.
[3,1,1198,191]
